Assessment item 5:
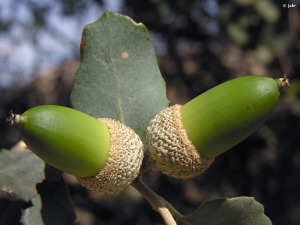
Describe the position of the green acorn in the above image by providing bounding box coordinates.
[146,75,289,179]
[11,105,144,194]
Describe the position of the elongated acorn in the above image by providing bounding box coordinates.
[146,75,289,179]
[10,105,144,194]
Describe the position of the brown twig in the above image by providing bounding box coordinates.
[131,176,183,225]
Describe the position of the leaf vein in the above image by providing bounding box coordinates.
[109,47,124,122]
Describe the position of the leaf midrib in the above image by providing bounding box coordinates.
[108,43,124,123]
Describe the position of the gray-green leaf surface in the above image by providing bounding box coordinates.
[0,149,44,202]
[71,11,169,139]
[177,197,272,225]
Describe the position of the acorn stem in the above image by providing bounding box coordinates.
[131,177,182,225]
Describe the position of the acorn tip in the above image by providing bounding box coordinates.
[7,111,20,126]
[278,74,290,88]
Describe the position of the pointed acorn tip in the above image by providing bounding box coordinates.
[277,74,290,88]
[7,111,20,126]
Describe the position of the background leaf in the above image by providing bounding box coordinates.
[0,199,23,225]
[0,149,76,225]
[71,11,169,139]
[0,149,44,202]
[178,197,272,225]
[21,176,76,225]
[21,195,43,225]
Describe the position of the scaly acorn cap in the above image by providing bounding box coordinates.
[146,104,214,179]
[77,118,144,194]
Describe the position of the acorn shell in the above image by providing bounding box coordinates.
[180,75,283,159]
[77,118,144,194]
[12,105,111,178]
[145,105,214,179]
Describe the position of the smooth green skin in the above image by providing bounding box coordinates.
[16,105,111,178]
[181,75,281,159]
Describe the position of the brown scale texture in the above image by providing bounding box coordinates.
[77,118,144,194]
[146,104,214,179]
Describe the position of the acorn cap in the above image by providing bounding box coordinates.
[145,104,214,179]
[77,118,144,194]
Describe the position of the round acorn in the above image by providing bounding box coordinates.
[146,75,289,179]
[10,105,144,194]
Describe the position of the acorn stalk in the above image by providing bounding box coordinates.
[11,105,144,194]
[146,75,289,179]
